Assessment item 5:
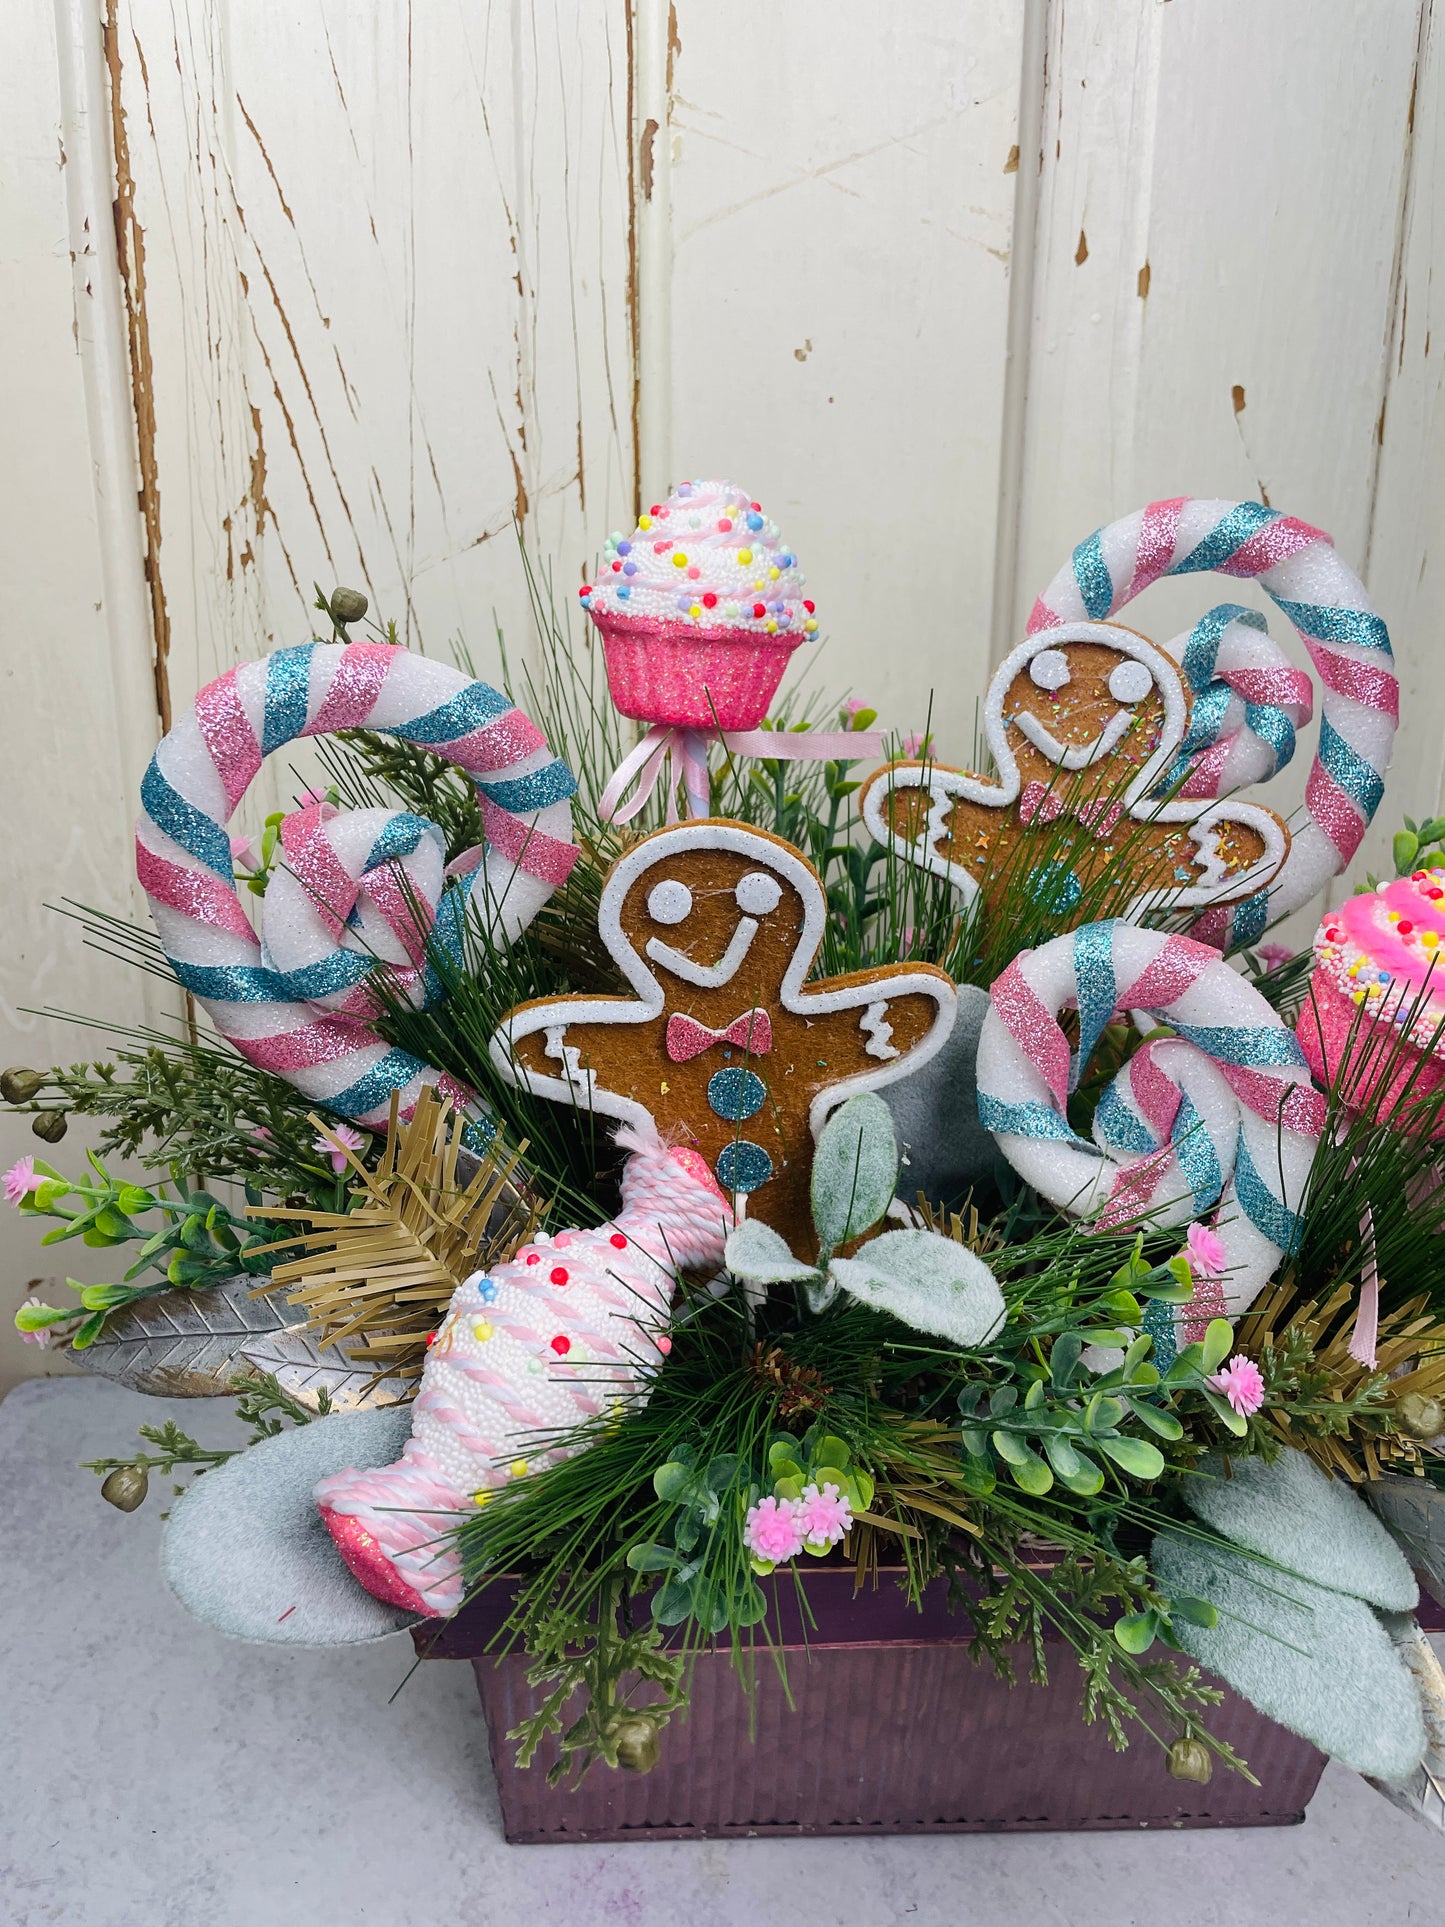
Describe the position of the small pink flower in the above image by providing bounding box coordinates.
[313,1123,367,1173]
[3,1158,43,1206]
[1208,1353,1265,1418]
[1185,1222,1228,1279]
[250,1125,274,1145]
[901,731,930,758]
[230,834,259,872]
[1256,942,1293,972]
[795,1481,853,1549]
[844,698,869,719]
[743,1495,805,1566]
[17,1297,70,1349]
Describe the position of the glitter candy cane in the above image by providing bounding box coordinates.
[975,921,1325,1357]
[316,1132,733,1615]
[136,641,579,1141]
[1029,498,1397,947]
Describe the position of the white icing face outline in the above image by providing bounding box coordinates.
[1007,630,1170,774]
[635,861,791,991]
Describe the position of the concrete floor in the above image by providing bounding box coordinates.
[4,1377,1445,1927]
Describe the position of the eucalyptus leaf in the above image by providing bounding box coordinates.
[653,1461,697,1504]
[1170,1594,1219,1629]
[1120,1397,1184,1441]
[1113,1610,1158,1654]
[626,1543,681,1574]
[1097,1434,1165,1480]
[650,1578,694,1626]
[1200,1318,1235,1374]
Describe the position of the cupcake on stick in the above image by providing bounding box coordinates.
[582,480,818,731]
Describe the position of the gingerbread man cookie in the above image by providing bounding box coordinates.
[490,821,956,1255]
[859,623,1291,927]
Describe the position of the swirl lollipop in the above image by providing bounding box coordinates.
[135,640,579,1142]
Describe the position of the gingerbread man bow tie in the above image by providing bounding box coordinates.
[1018,779,1124,840]
[664,1008,773,1063]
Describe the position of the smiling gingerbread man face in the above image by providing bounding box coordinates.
[860,621,1290,926]
[491,821,956,1255]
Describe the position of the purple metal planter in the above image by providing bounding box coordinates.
[416,1564,1328,1844]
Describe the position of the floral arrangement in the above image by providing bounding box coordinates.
[8,489,1445,1824]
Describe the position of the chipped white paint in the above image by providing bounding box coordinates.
[3,0,1444,1388]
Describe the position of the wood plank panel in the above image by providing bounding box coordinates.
[110,0,635,741]
[658,0,1029,750]
[1007,0,1426,941]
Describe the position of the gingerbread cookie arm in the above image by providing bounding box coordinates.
[860,762,995,902]
[491,992,663,1134]
[787,963,957,1136]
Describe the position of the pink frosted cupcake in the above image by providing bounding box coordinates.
[1299,868,1445,1130]
[580,480,818,730]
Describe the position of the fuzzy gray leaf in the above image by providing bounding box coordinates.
[811,1094,900,1253]
[830,1229,1006,1347]
[66,1275,410,1411]
[724,1218,823,1287]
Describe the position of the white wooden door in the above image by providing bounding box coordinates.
[3,0,1442,1388]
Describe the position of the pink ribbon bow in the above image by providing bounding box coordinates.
[599,723,885,826]
[665,1008,773,1063]
[1019,779,1124,840]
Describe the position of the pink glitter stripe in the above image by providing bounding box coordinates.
[1223,516,1329,578]
[194,668,262,814]
[433,1070,480,1114]
[280,805,357,939]
[1221,1063,1328,1136]
[361,863,433,964]
[1095,1149,1174,1229]
[227,1016,373,1074]
[1304,638,1399,721]
[1120,936,1215,1010]
[435,710,547,775]
[135,838,258,943]
[1128,1042,1183,1141]
[1025,597,1063,636]
[1182,1277,1228,1344]
[1129,497,1187,600]
[479,794,580,886]
[991,959,1071,1109]
[1306,763,1365,862]
[1224,666,1315,714]
[1189,905,1231,950]
[306,642,396,735]
[1179,738,1231,799]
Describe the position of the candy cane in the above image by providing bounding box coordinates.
[1029,499,1397,946]
[136,641,579,1142]
[316,1133,733,1615]
[976,921,1325,1354]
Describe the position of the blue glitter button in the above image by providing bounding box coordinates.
[715,1140,774,1193]
[707,1065,766,1123]
[1025,861,1083,913]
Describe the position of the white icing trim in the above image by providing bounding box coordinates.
[647,916,759,988]
[1013,707,1135,769]
[489,821,957,1149]
[860,1002,899,1060]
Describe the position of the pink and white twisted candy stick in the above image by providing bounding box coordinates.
[1029,499,1397,946]
[136,641,579,1145]
[976,921,1325,1359]
[316,1132,733,1616]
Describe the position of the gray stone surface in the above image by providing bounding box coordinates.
[883,982,1004,1210]
[3,1375,1445,1927]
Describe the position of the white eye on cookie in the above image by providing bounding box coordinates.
[1106,660,1154,704]
[647,879,693,925]
[735,871,782,915]
[1029,649,1071,692]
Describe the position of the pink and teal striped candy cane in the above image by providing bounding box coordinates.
[136,641,579,1145]
[1029,499,1397,946]
[976,920,1325,1350]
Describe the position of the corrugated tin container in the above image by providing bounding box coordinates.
[417,1564,1327,1844]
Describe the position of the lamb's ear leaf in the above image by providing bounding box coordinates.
[831,1229,1006,1348]
[811,1093,900,1252]
[724,1218,822,1286]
